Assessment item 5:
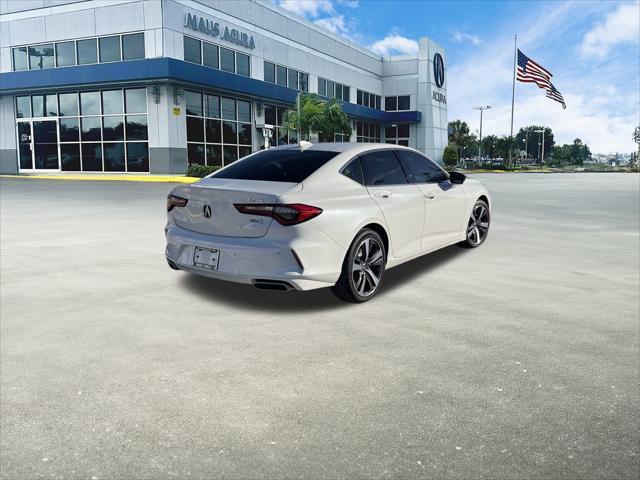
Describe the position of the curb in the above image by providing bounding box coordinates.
[0,174,199,183]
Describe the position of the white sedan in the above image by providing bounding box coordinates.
[165,143,491,302]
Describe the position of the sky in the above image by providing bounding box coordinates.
[274,0,640,154]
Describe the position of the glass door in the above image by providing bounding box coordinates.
[17,121,33,170]
[33,120,59,170]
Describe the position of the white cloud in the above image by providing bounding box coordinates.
[277,0,334,18]
[315,15,350,36]
[336,0,359,7]
[580,3,640,58]
[369,34,419,56]
[452,31,481,45]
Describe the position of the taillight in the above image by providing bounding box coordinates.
[167,194,188,212]
[234,203,322,225]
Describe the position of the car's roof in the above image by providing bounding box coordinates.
[266,142,405,154]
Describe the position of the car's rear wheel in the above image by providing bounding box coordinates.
[332,229,386,303]
[459,199,490,248]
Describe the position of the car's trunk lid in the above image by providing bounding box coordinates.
[170,178,300,237]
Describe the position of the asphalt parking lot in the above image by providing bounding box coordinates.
[1,173,639,479]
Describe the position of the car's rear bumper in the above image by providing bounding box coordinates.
[165,222,344,291]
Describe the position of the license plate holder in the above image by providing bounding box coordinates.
[193,247,220,270]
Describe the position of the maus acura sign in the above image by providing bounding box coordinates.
[184,12,256,50]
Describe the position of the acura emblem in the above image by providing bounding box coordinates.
[203,204,212,218]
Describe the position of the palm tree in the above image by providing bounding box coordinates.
[284,93,352,141]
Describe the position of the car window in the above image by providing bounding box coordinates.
[360,150,409,186]
[395,150,448,183]
[341,158,365,185]
[212,149,339,183]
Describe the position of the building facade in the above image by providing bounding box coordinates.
[0,0,447,174]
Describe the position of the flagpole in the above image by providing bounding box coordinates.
[509,34,517,167]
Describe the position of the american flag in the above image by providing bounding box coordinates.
[517,49,566,109]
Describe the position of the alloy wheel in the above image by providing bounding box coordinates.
[351,237,384,297]
[467,203,490,246]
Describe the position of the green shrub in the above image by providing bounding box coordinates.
[187,164,221,178]
[443,143,459,169]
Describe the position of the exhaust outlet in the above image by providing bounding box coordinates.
[253,280,293,291]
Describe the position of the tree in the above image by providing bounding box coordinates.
[448,120,477,158]
[516,126,555,161]
[634,126,640,150]
[443,143,459,169]
[283,93,352,141]
[481,135,498,158]
[569,138,591,165]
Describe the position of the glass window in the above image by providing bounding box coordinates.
[341,159,364,185]
[203,43,219,68]
[222,121,237,143]
[236,53,250,76]
[55,41,76,67]
[264,61,275,83]
[221,97,236,120]
[185,91,202,116]
[81,117,101,141]
[44,94,57,116]
[237,100,251,123]
[77,39,97,65]
[335,85,342,101]
[183,36,201,64]
[288,69,298,90]
[223,145,238,165]
[239,146,252,160]
[13,47,29,71]
[398,139,409,147]
[299,72,309,92]
[99,36,121,62]
[102,116,124,141]
[16,96,31,118]
[186,117,204,142]
[31,96,45,117]
[102,90,123,115]
[318,78,326,97]
[385,96,397,111]
[188,143,205,166]
[28,44,54,69]
[80,91,101,115]
[103,142,125,171]
[61,143,81,171]
[126,142,149,172]
[397,124,410,137]
[125,115,148,140]
[326,81,335,98]
[206,145,222,167]
[81,143,102,171]
[58,93,78,116]
[385,125,397,138]
[220,47,235,72]
[238,123,251,145]
[357,90,363,105]
[375,95,381,110]
[396,150,447,183]
[343,86,350,102]
[264,105,276,125]
[398,95,410,110]
[122,33,144,60]
[59,118,79,142]
[125,88,146,114]
[206,95,220,118]
[360,150,408,186]
[205,119,221,143]
[276,65,287,86]
[213,149,340,183]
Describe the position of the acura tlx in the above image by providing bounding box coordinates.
[165,142,491,302]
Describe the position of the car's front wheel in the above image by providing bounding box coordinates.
[459,199,490,248]
[332,229,386,303]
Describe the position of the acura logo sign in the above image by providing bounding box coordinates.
[433,52,445,88]
[203,204,212,218]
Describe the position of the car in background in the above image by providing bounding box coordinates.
[165,143,491,302]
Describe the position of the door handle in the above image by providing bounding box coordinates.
[424,192,437,199]
[374,191,392,198]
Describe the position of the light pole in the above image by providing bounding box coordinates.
[473,105,491,161]
[535,128,545,165]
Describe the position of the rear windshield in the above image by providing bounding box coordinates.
[212,149,339,183]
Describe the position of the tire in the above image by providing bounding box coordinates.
[332,229,386,303]
[459,199,490,248]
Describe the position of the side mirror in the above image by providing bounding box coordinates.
[449,171,466,184]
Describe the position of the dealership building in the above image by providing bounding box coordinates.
[0,0,448,174]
